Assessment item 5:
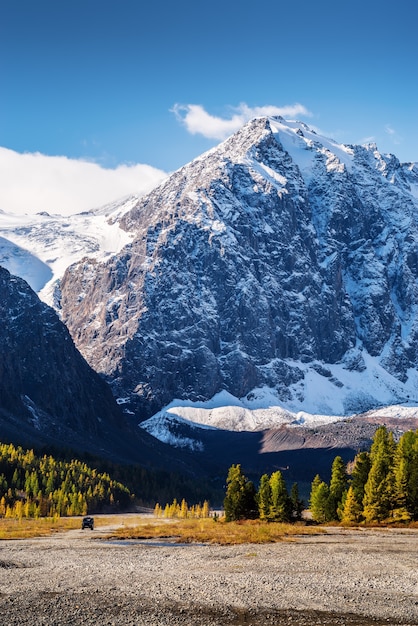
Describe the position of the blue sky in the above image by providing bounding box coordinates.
[0,0,417,213]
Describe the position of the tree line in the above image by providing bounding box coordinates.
[310,426,418,524]
[154,498,211,519]
[223,427,418,525]
[223,464,303,522]
[63,450,225,508]
[0,442,132,518]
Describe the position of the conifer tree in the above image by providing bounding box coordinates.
[393,430,418,520]
[290,482,304,521]
[224,464,257,521]
[201,500,210,519]
[350,451,371,509]
[329,456,347,520]
[363,426,396,522]
[168,498,179,518]
[257,474,272,521]
[269,471,291,522]
[12,468,20,490]
[410,432,418,520]
[310,474,322,496]
[0,474,7,494]
[309,475,333,523]
[180,498,188,519]
[341,485,362,524]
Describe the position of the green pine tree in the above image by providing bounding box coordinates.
[350,451,371,508]
[363,426,396,523]
[257,474,271,521]
[309,476,333,523]
[290,482,304,521]
[269,471,291,522]
[224,464,257,521]
[393,430,418,521]
[329,456,348,520]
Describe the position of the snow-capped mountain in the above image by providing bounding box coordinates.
[53,116,418,427]
[0,195,138,307]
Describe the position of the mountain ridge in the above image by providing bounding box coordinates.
[0,265,121,441]
[55,116,418,422]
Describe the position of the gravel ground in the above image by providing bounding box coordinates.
[0,522,417,625]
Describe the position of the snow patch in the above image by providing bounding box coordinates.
[0,201,135,306]
[0,236,53,292]
[140,351,418,447]
[268,118,354,180]
[139,411,205,452]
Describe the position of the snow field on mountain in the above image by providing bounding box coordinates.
[0,234,52,292]
[269,118,355,179]
[0,199,136,306]
[140,352,418,446]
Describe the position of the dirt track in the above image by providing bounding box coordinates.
[0,520,417,625]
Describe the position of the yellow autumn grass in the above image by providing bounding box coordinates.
[0,514,148,539]
[1,515,416,541]
[0,517,82,539]
[108,518,322,545]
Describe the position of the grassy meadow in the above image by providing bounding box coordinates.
[0,514,323,543]
[107,517,322,545]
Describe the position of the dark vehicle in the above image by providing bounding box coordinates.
[81,516,94,530]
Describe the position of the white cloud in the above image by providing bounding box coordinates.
[0,147,168,216]
[385,124,402,145]
[172,102,312,140]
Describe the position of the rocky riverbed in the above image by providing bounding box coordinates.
[0,522,417,625]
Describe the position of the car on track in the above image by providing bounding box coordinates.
[81,516,94,530]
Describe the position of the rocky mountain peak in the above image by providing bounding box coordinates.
[58,117,418,419]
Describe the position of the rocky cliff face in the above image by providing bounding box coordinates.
[0,265,126,451]
[59,117,418,418]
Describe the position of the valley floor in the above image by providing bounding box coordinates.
[0,518,417,625]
